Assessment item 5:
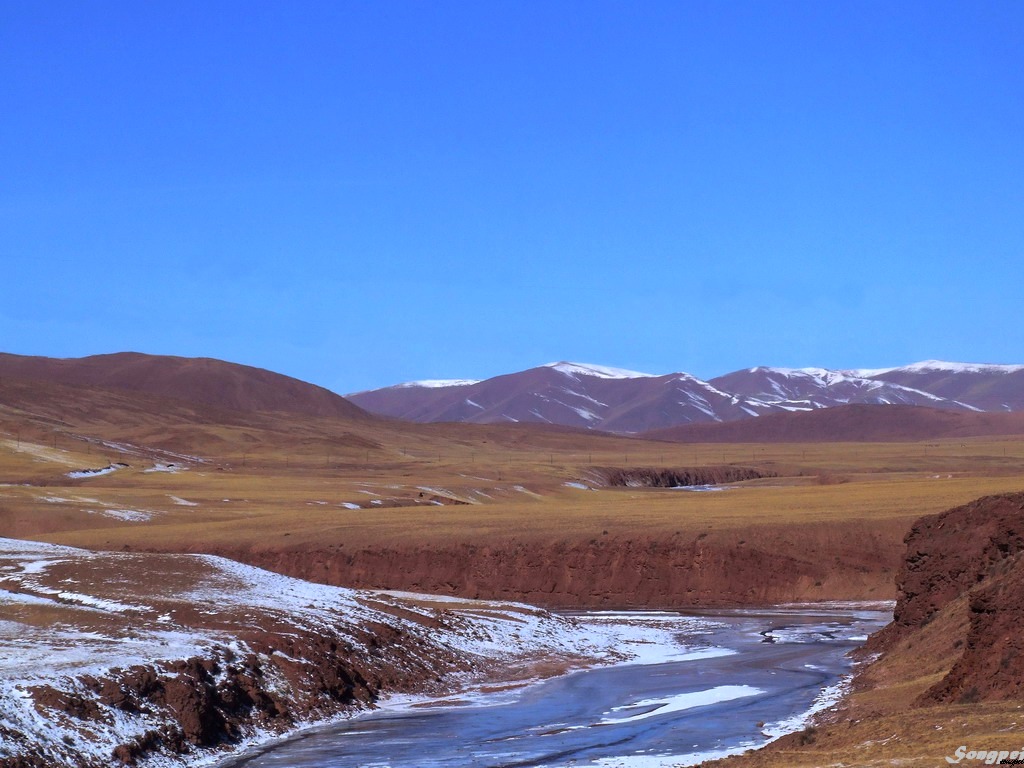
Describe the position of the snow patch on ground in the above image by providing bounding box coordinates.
[512,484,542,498]
[0,439,77,465]
[86,508,155,522]
[67,463,128,479]
[761,676,850,740]
[144,463,185,473]
[590,742,761,767]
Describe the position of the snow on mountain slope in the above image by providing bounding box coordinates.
[394,378,482,389]
[708,366,961,410]
[859,361,1024,412]
[347,360,1024,433]
[347,363,776,432]
[855,360,1024,376]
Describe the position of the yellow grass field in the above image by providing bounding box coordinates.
[1,405,1022,558]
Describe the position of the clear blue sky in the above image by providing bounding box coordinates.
[2,1,1022,393]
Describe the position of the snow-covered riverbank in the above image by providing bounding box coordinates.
[0,539,719,768]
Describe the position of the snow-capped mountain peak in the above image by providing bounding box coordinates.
[543,362,657,380]
[857,360,1024,376]
[394,378,482,389]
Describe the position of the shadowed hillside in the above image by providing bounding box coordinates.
[645,404,1024,443]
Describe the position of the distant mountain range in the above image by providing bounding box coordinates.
[348,360,1024,434]
[4,352,1022,438]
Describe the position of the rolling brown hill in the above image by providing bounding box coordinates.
[0,352,369,420]
[645,403,1024,443]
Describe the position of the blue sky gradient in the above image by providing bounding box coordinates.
[2,1,1022,392]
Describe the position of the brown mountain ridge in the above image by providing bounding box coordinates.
[645,403,1024,443]
[0,352,369,421]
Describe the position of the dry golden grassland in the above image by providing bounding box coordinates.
[1,411,1022,556]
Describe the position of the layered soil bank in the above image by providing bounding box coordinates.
[589,465,772,488]
[209,519,907,608]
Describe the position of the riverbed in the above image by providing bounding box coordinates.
[224,604,889,768]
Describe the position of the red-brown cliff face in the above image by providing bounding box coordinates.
[879,492,1024,643]
[868,491,1024,703]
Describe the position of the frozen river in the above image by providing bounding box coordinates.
[225,604,889,768]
